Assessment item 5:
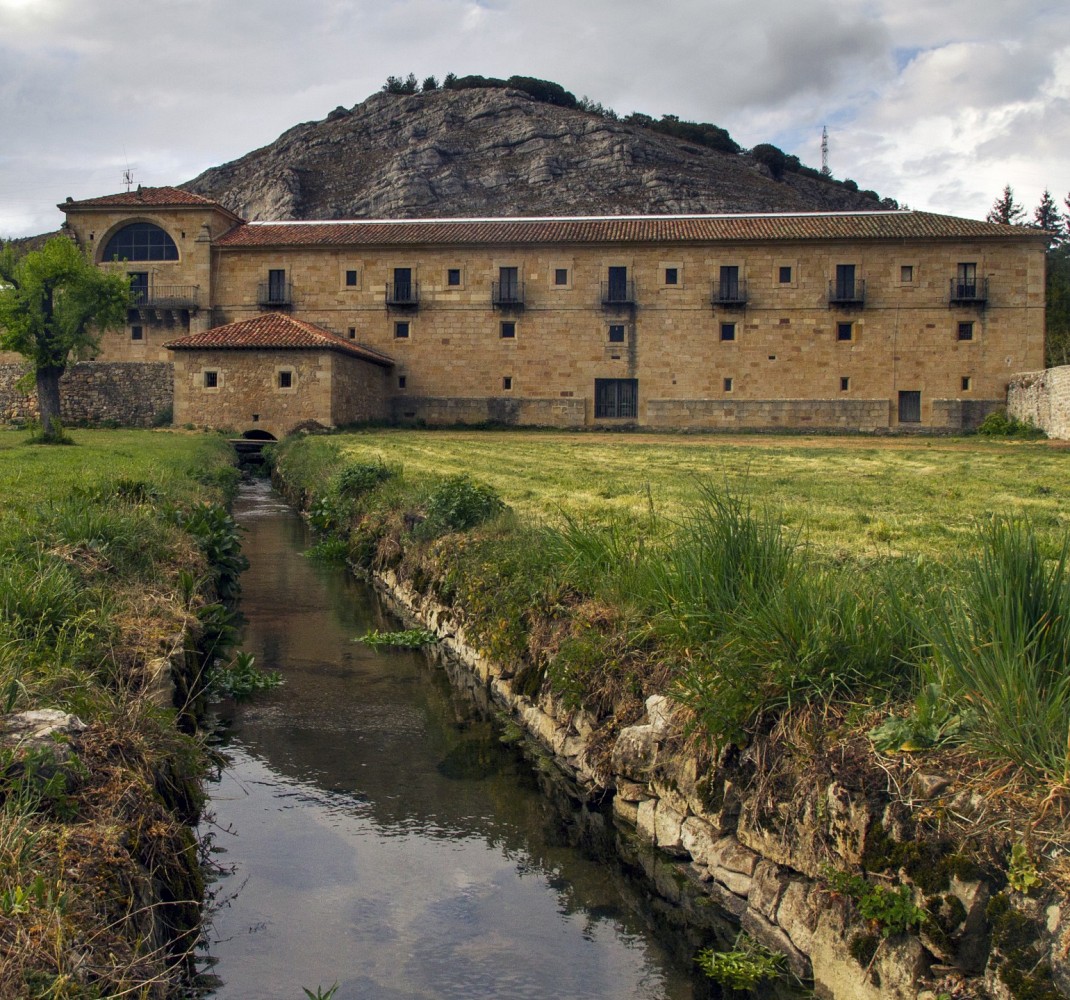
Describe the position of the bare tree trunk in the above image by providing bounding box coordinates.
[36,365,64,441]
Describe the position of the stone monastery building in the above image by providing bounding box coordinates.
[57,186,1048,439]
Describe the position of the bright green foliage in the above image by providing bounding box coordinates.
[357,628,437,648]
[868,682,975,752]
[824,868,928,938]
[0,236,130,439]
[209,650,283,701]
[696,933,785,988]
[977,410,1045,439]
[1007,842,1042,894]
[419,474,505,534]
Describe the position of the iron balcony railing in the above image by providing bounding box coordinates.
[131,284,200,309]
[491,279,525,309]
[828,278,866,307]
[711,278,747,307]
[949,277,988,305]
[257,282,293,307]
[386,281,420,307]
[601,279,636,307]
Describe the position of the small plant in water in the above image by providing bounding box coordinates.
[356,628,437,648]
[209,650,283,700]
[696,932,785,989]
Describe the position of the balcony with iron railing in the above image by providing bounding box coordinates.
[828,278,866,308]
[949,276,988,306]
[711,278,748,308]
[491,280,525,309]
[601,279,636,308]
[131,284,200,310]
[386,281,420,308]
[257,282,293,308]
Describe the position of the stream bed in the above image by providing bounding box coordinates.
[199,481,711,999]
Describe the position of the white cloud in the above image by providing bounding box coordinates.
[0,0,1068,235]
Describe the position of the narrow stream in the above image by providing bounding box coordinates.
[201,482,712,999]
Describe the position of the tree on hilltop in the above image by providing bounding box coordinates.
[0,236,129,441]
[987,184,1026,225]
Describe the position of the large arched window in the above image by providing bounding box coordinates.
[102,222,178,261]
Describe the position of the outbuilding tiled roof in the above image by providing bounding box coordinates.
[59,186,238,214]
[163,314,394,367]
[214,211,1046,249]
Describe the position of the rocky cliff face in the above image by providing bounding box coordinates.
[183,88,886,220]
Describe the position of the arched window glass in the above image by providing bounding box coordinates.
[102,222,178,261]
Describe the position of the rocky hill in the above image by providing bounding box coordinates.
[182,86,891,221]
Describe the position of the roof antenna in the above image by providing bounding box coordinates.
[821,126,830,177]
[122,167,135,192]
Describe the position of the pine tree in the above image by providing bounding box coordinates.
[1033,190,1063,246]
[986,184,1026,225]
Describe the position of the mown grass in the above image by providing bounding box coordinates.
[322,428,1068,558]
[0,427,238,999]
[271,429,1070,793]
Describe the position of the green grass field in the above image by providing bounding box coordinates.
[325,429,1068,557]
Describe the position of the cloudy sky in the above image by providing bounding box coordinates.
[1,0,1068,237]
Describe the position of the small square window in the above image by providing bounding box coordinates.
[554,268,569,286]
[837,322,853,341]
[447,268,461,287]
[131,325,143,341]
[500,321,516,339]
[398,375,407,389]
[840,376,850,391]
[778,265,792,284]
[723,377,733,392]
[348,327,356,339]
[900,265,914,283]
[278,370,293,389]
[608,324,625,343]
[720,323,736,342]
[203,370,218,388]
[395,321,410,339]
[961,376,972,391]
[665,267,678,286]
[958,321,974,341]
[345,269,358,287]
[503,376,513,390]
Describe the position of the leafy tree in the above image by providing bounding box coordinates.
[1034,189,1063,245]
[422,75,439,92]
[1047,243,1070,367]
[0,236,129,440]
[987,184,1026,225]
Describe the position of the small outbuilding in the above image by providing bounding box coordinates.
[165,314,393,438]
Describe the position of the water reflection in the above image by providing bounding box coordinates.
[202,482,707,1000]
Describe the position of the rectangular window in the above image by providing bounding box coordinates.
[278,370,293,389]
[447,268,461,287]
[664,267,678,286]
[398,375,407,389]
[607,266,629,302]
[778,265,792,284]
[268,269,287,302]
[718,265,740,300]
[720,322,736,342]
[723,377,733,392]
[499,265,519,298]
[345,269,358,287]
[392,267,413,304]
[203,370,218,389]
[594,378,638,419]
[835,263,856,300]
[957,321,974,341]
[900,265,914,283]
[348,327,356,339]
[898,390,921,423]
[395,321,410,339]
[961,376,972,391]
[837,322,853,341]
[503,376,513,390]
[840,376,850,391]
[131,325,144,341]
[500,320,516,339]
[554,267,569,286]
[608,324,625,343]
[957,262,977,297]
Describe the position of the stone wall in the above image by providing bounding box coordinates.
[391,394,586,427]
[0,361,173,427]
[647,397,893,431]
[1007,366,1070,439]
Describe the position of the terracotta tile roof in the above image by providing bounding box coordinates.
[59,186,240,215]
[214,211,1047,249]
[163,314,394,367]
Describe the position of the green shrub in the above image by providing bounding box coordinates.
[419,474,505,534]
[337,460,392,497]
[977,410,1045,438]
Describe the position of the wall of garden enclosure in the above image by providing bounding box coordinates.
[1007,364,1070,439]
[0,361,173,427]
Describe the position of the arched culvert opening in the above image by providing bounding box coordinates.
[241,429,277,441]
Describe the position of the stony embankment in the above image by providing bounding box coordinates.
[372,568,1069,1000]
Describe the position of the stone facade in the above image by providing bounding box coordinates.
[53,189,1050,434]
[0,361,173,427]
[1007,364,1070,439]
